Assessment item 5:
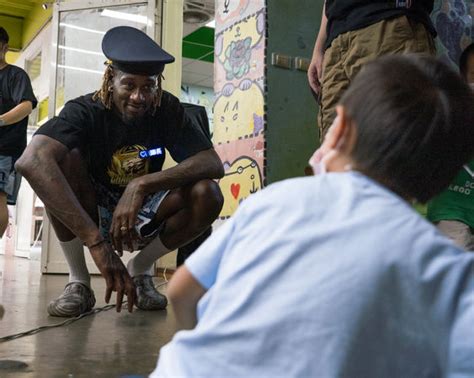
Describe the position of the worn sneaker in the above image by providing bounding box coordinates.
[47,282,96,317]
[133,274,168,310]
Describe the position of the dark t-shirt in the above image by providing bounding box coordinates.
[35,91,213,193]
[325,1,436,50]
[0,64,38,157]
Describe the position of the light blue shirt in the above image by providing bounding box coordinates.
[152,172,474,378]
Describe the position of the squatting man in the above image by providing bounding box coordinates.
[16,26,224,317]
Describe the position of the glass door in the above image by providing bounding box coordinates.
[43,0,156,274]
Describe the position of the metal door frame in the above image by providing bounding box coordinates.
[42,0,156,273]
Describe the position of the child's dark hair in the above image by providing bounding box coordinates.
[0,27,9,45]
[340,55,474,203]
[459,43,474,80]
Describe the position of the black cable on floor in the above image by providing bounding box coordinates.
[0,303,118,343]
[0,281,168,343]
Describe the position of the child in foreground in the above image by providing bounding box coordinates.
[152,55,474,377]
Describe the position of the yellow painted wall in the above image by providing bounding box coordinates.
[0,14,23,50]
[5,51,20,64]
[22,4,52,48]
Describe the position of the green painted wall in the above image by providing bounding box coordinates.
[265,0,322,184]
[183,26,214,62]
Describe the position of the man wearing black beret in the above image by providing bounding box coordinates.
[16,26,224,316]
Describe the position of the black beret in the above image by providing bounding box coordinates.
[102,26,175,75]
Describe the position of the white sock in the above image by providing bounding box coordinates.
[59,237,90,287]
[127,237,170,277]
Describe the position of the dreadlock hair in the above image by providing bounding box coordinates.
[92,63,164,114]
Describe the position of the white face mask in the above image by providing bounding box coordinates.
[308,149,327,175]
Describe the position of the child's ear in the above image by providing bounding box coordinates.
[324,105,351,151]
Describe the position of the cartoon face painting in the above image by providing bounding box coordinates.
[213,79,264,144]
[218,157,262,218]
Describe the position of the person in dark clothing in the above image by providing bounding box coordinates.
[16,26,224,317]
[308,0,436,140]
[0,27,37,237]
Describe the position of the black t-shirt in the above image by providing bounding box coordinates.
[324,1,436,50]
[0,65,38,157]
[35,91,213,192]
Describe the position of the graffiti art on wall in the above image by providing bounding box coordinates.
[215,10,265,89]
[217,156,263,219]
[215,0,265,31]
[433,0,473,67]
[213,79,264,144]
[213,0,266,219]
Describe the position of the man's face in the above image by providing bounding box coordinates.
[111,70,157,124]
[0,42,8,62]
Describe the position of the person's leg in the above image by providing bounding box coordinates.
[46,148,98,317]
[344,16,436,86]
[126,179,223,310]
[0,156,14,238]
[154,179,223,250]
[177,226,212,267]
[0,192,8,238]
[318,35,351,141]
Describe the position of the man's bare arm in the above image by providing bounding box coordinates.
[15,135,102,246]
[308,1,327,95]
[168,265,207,330]
[0,101,33,125]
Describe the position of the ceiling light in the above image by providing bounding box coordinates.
[100,9,148,25]
[183,9,211,24]
[59,23,106,35]
[58,45,103,56]
[57,64,104,75]
[42,2,53,10]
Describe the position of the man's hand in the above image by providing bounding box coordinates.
[110,179,145,255]
[89,241,137,312]
[308,50,324,96]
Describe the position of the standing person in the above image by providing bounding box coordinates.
[0,27,37,237]
[16,26,224,317]
[308,1,436,140]
[152,55,474,377]
[427,43,474,251]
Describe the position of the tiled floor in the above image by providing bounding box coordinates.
[0,254,177,377]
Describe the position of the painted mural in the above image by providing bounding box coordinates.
[214,0,266,219]
[217,157,263,218]
[213,79,264,144]
[433,0,473,67]
[215,0,266,31]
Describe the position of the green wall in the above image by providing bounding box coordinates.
[265,0,322,184]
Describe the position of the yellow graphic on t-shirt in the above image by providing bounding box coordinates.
[107,145,149,187]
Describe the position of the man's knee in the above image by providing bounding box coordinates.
[190,179,224,216]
